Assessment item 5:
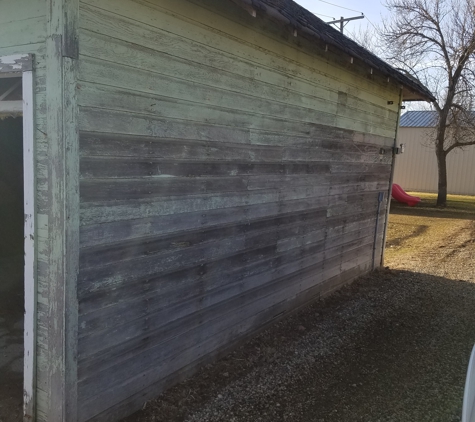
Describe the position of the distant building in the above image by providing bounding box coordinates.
[395,111,475,196]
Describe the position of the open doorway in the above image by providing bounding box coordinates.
[0,56,36,421]
[0,115,24,420]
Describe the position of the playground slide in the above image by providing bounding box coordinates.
[391,183,421,207]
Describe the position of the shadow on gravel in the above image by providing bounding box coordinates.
[124,268,475,422]
[386,222,429,247]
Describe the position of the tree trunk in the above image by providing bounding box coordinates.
[435,108,449,207]
[436,149,448,206]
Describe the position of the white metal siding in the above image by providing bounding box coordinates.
[394,127,475,195]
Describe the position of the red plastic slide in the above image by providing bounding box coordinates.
[391,184,421,207]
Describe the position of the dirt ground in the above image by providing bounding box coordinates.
[124,194,475,422]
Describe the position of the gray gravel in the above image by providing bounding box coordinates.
[125,218,475,422]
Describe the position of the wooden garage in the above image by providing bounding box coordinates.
[0,0,433,420]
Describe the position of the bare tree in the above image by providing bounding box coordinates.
[382,0,475,206]
[348,24,384,56]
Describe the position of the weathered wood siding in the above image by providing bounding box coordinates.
[77,0,399,420]
[0,2,51,419]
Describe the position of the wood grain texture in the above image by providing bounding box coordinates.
[44,0,79,420]
[75,0,399,419]
[81,260,370,422]
[76,232,378,357]
[22,66,37,422]
[81,259,373,422]
[0,18,46,48]
[79,0,400,112]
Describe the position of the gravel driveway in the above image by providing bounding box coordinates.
[125,201,475,422]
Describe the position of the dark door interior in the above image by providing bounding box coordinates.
[0,116,24,421]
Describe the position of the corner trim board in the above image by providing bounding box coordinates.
[22,68,37,422]
[45,0,80,419]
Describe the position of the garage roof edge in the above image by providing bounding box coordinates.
[229,0,435,102]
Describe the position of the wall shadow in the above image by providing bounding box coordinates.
[122,268,475,422]
[390,199,475,221]
[386,222,429,248]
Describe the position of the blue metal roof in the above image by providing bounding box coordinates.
[400,111,438,127]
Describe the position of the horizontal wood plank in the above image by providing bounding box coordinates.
[0,17,46,48]
[81,259,371,422]
[80,158,333,179]
[77,251,373,420]
[77,62,396,134]
[75,0,397,419]
[78,28,396,121]
[77,235,376,361]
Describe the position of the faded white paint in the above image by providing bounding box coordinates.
[22,69,36,422]
[0,54,31,71]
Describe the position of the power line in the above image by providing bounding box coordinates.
[314,12,336,19]
[365,15,379,31]
[315,0,363,14]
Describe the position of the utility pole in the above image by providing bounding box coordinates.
[326,14,365,34]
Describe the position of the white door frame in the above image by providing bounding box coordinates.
[0,54,36,421]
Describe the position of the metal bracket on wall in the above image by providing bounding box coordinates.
[393,143,405,154]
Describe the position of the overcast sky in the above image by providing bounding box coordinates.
[294,0,388,38]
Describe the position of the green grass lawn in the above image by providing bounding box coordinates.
[387,191,475,262]
[410,192,475,211]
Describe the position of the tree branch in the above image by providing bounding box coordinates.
[445,139,475,154]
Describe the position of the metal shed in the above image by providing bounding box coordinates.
[394,111,475,196]
[0,0,432,420]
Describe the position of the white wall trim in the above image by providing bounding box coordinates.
[22,68,36,422]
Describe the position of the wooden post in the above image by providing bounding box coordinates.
[46,0,79,420]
